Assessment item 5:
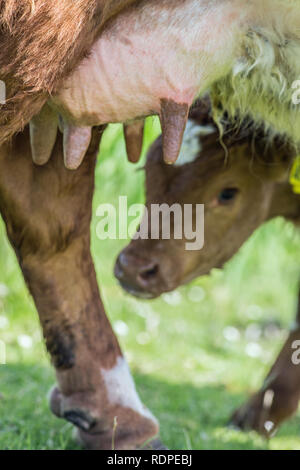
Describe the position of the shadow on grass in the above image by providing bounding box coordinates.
[0,363,299,450]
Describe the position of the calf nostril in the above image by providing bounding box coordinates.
[138,264,159,283]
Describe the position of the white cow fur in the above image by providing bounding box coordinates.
[174,121,215,166]
[101,356,157,422]
[213,0,300,146]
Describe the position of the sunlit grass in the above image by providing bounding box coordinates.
[0,118,299,449]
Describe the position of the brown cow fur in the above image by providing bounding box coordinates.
[0,126,159,450]
[0,0,138,144]
[231,303,300,436]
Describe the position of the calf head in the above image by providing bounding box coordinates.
[115,105,293,299]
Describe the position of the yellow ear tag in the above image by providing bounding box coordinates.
[290,155,300,194]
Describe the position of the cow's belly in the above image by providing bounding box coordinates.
[53,0,246,125]
[53,0,300,145]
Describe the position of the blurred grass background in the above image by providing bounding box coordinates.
[0,117,299,450]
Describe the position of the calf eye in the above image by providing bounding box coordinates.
[218,188,239,205]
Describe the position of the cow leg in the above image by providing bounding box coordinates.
[0,128,159,450]
[230,288,300,437]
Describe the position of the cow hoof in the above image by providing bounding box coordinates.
[49,385,161,450]
[63,409,96,431]
[229,388,299,437]
[49,386,96,431]
[49,385,63,417]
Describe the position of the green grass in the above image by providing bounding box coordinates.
[0,118,300,449]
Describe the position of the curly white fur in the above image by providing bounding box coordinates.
[212,0,300,146]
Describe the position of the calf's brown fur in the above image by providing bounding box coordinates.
[116,106,300,436]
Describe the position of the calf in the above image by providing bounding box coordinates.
[116,103,300,437]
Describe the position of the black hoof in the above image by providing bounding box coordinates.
[63,409,96,432]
